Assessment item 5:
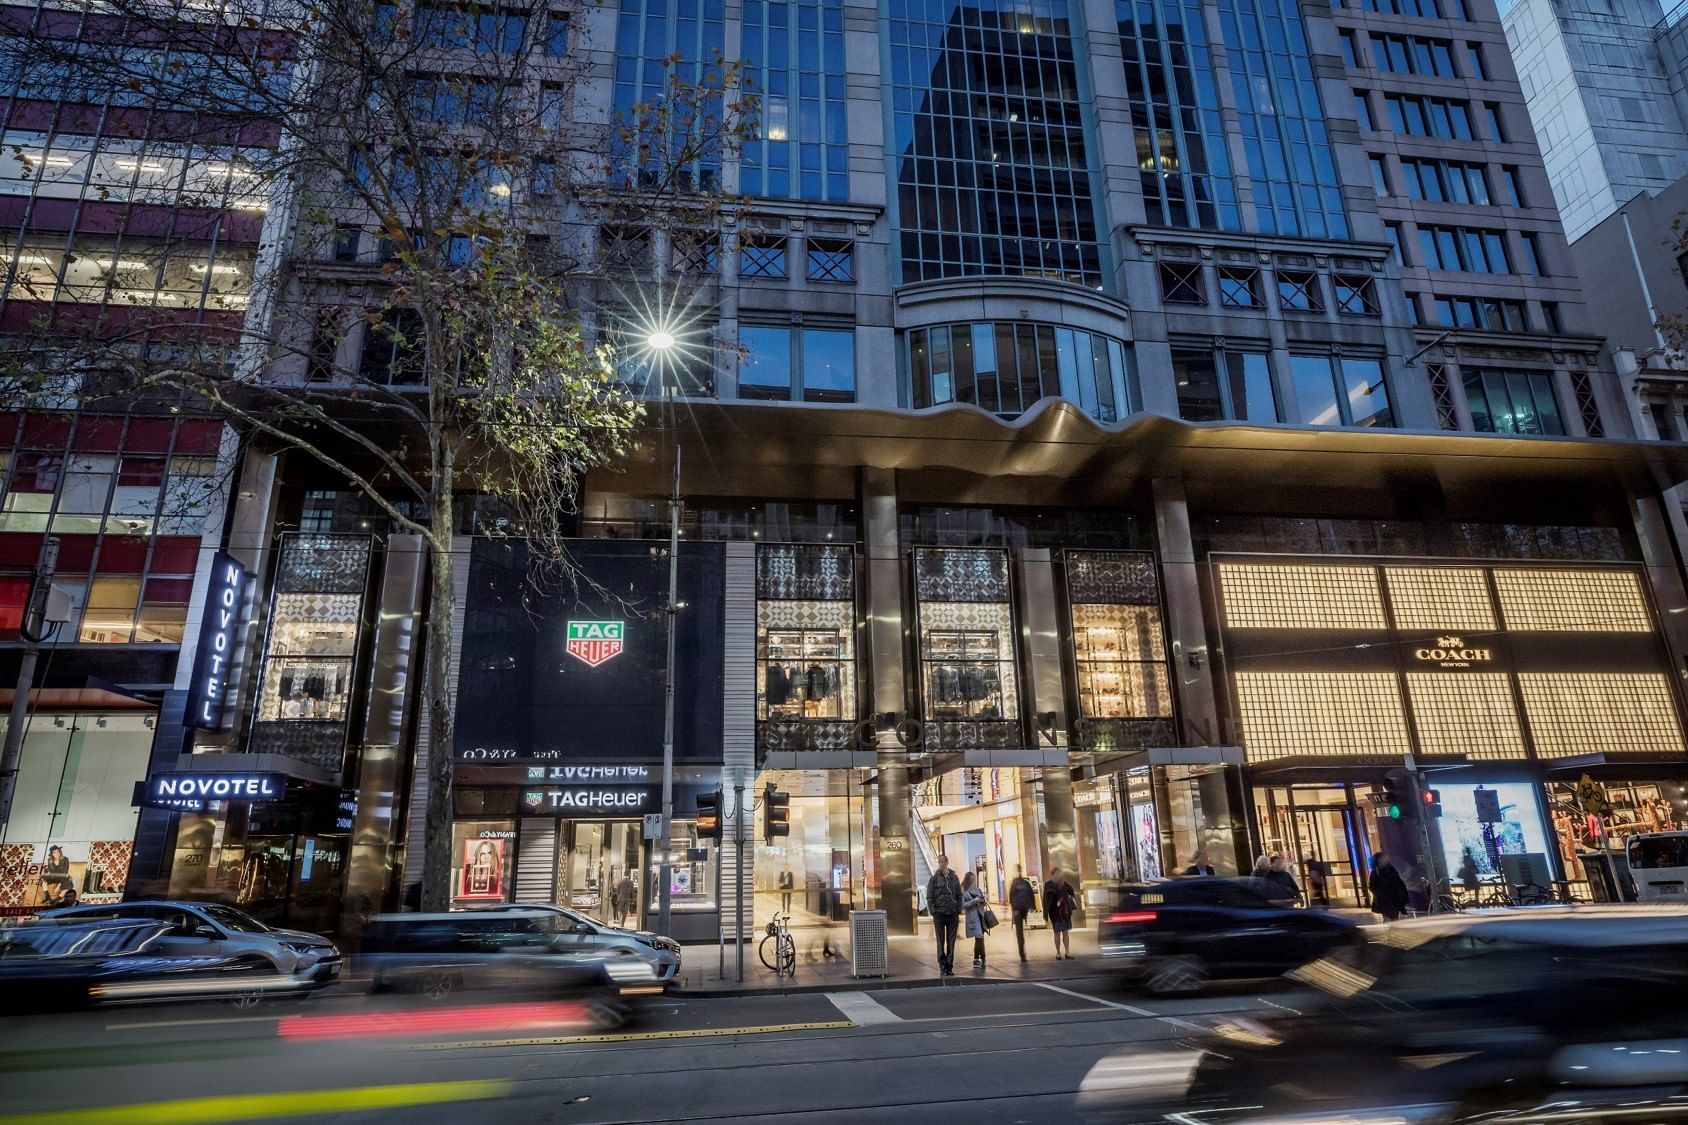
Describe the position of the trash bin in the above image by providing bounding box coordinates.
[850,909,888,978]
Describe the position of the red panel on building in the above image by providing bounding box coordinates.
[20,414,71,450]
[0,415,18,445]
[53,535,97,574]
[175,420,225,456]
[125,418,175,453]
[95,536,148,574]
[143,576,194,603]
[0,535,44,568]
[148,536,200,574]
[72,415,124,452]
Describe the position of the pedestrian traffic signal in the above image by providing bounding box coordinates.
[696,789,722,841]
[763,785,790,844]
[1422,788,1443,818]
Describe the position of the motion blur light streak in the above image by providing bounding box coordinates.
[0,1080,513,1125]
[277,1000,590,1041]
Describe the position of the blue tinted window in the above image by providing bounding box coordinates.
[888,0,1103,284]
[908,321,1133,422]
[743,0,849,201]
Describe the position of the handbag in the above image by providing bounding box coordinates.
[980,905,999,931]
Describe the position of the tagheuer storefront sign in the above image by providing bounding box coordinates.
[522,786,660,814]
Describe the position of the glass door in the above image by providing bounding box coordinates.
[556,821,643,924]
[1254,784,1376,908]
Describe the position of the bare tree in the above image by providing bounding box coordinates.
[1,0,752,909]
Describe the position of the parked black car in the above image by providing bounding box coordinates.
[1097,877,1358,993]
[357,910,662,1028]
[0,918,294,1012]
[1080,906,1688,1124]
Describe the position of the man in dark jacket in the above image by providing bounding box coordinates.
[1369,853,1410,921]
[926,854,963,977]
[1008,866,1036,963]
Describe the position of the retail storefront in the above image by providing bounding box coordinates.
[1215,555,1688,899]
[451,538,726,940]
[0,702,155,918]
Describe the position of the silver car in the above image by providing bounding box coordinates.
[476,903,681,982]
[41,901,342,988]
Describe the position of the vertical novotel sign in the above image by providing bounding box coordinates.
[186,551,248,731]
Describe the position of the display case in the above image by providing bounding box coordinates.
[760,628,851,719]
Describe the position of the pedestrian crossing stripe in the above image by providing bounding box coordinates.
[408,1019,856,1049]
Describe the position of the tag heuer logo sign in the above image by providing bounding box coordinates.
[566,620,625,667]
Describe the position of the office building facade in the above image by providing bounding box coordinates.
[12,0,1685,935]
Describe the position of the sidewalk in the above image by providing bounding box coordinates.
[670,919,1103,996]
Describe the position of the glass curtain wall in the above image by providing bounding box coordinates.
[887,0,1103,284]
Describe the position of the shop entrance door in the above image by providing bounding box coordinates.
[1254,785,1376,908]
[556,821,642,925]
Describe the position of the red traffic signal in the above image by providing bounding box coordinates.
[1422,788,1443,818]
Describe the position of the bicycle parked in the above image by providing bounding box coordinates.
[758,911,796,976]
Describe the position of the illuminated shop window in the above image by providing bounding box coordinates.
[757,609,855,720]
[1518,673,1685,757]
[1233,672,1410,761]
[1403,673,1525,759]
[1072,603,1171,719]
[1216,562,1387,630]
[1492,568,1651,632]
[1383,566,1496,631]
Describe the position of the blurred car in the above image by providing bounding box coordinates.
[1079,905,1688,1124]
[357,910,662,1027]
[1097,876,1358,993]
[474,902,681,983]
[40,900,342,988]
[0,918,302,1012]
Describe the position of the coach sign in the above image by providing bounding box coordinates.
[146,772,286,803]
[186,551,248,731]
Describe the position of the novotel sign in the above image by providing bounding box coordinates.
[185,551,248,731]
[146,773,287,803]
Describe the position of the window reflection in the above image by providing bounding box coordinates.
[909,320,1133,422]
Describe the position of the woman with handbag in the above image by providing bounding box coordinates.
[961,871,991,969]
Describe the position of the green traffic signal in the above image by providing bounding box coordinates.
[1387,803,1402,819]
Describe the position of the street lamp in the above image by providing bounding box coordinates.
[644,325,682,943]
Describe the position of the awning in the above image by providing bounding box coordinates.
[170,752,340,787]
[0,688,156,711]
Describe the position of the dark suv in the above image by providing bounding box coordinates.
[1098,876,1358,993]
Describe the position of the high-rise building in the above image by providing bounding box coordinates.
[0,1,256,915]
[12,0,1684,936]
[1503,0,1688,241]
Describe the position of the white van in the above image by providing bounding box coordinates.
[1626,832,1688,902]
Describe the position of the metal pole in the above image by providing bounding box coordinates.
[656,440,681,940]
[715,813,725,977]
[734,782,745,983]
[0,536,59,840]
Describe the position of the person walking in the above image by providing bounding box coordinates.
[926,853,963,977]
[1457,848,1480,896]
[961,871,990,969]
[1369,853,1410,921]
[1043,866,1078,960]
[1008,866,1035,963]
[778,864,795,914]
[613,873,636,927]
[1265,855,1301,904]
[1305,857,1330,907]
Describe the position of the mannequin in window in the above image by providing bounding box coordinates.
[766,664,791,707]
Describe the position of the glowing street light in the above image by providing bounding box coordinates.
[645,330,676,352]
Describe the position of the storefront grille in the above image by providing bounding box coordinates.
[1383,566,1496,631]
[1403,673,1526,759]
[1518,673,1687,756]
[1234,672,1410,761]
[756,543,854,600]
[1492,568,1652,633]
[1217,563,1388,630]
[1065,551,1158,604]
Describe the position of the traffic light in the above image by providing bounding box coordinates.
[1380,773,1414,820]
[1422,788,1443,819]
[762,785,790,844]
[696,789,723,841]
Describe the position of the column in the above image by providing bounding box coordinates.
[1013,548,1078,890]
[1152,474,1223,745]
[862,467,915,934]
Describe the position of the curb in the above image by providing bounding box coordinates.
[668,968,1111,999]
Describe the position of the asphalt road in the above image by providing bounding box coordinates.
[0,975,1311,1124]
